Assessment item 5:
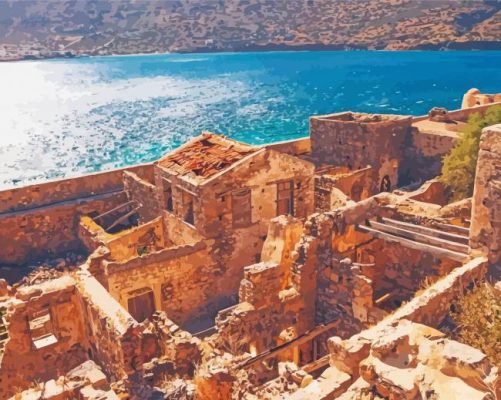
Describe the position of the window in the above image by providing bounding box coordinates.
[232,189,252,228]
[127,288,155,323]
[182,191,195,226]
[29,309,58,349]
[162,179,173,212]
[277,180,294,216]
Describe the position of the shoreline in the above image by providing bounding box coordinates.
[2,40,501,63]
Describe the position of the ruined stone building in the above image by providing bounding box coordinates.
[0,89,499,400]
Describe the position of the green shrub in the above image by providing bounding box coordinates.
[450,282,501,366]
[440,105,501,202]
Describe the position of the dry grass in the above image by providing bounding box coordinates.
[450,281,501,366]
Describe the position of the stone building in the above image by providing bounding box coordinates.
[0,90,500,400]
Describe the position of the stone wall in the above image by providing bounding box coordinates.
[310,112,411,191]
[0,164,154,265]
[123,170,160,223]
[105,217,166,262]
[198,149,315,238]
[76,268,140,381]
[0,164,153,214]
[0,191,127,265]
[264,137,311,157]
[315,166,375,212]
[462,88,501,109]
[104,240,221,327]
[470,124,501,264]
[216,216,309,358]
[0,277,89,398]
[399,126,456,185]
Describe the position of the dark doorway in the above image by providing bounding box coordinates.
[127,288,155,322]
[380,175,391,192]
[277,180,294,216]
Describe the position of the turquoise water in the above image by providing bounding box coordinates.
[1,51,501,189]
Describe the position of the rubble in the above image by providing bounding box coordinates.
[0,90,500,399]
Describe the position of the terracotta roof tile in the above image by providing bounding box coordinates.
[158,133,258,181]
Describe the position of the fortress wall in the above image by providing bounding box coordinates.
[0,163,154,214]
[0,164,154,266]
[0,191,128,265]
[412,101,501,123]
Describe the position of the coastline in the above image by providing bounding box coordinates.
[2,40,501,63]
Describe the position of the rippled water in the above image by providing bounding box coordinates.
[1,51,501,189]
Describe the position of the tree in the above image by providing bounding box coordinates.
[440,105,501,202]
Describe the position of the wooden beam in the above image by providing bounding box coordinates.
[375,293,392,305]
[430,221,470,236]
[302,354,330,374]
[234,320,340,370]
[369,220,469,254]
[105,204,141,231]
[94,200,136,222]
[356,225,468,262]
[380,217,469,244]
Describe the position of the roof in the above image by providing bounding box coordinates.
[157,133,259,182]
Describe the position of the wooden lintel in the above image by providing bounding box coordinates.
[380,217,469,244]
[370,220,469,254]
[356,225,468,262]
[234,319,340,370]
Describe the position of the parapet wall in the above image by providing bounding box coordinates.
[0,163,154,214]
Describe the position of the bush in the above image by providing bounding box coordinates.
[450,282,501,366]
[440,105,501,202]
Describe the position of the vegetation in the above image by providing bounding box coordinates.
[451,282,501,366]
[440,105,501,201]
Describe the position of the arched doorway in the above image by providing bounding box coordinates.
[380,175,391,192]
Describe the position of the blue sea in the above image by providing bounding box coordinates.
[1,51,501,189]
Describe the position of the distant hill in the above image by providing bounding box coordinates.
[1,0,500,60]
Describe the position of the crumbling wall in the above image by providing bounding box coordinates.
[399,126,455,185]
[0,164,153,214]
[0,277,90,399]
[106,217,166,262]
[470,124,501,264]
[401,179,447,206]
[104,240,221,327]
[0,192,126,265]
[310,112,411,191]
[462,88,501,109]
[76,267,142,381]
[0,164,154,265]
[123,170,160,223]
[216,217,308,358]
[356,238,460,308]
[288,257,491,400]
[315,166,375,212]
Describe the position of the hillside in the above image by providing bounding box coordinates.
[1,0,500,60]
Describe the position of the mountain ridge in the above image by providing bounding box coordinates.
[1,0,500,61]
